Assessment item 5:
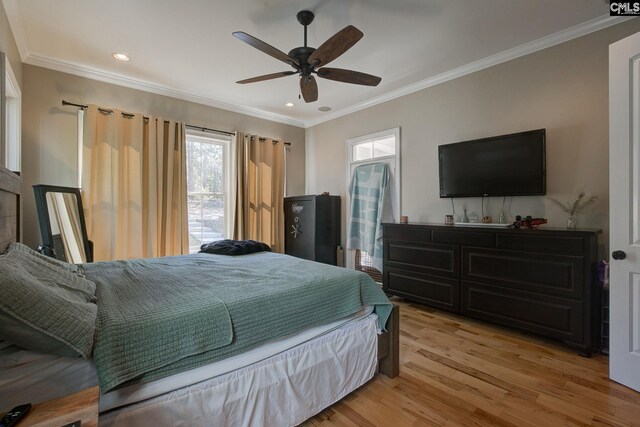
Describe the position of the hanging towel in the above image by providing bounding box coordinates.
[347,163,391,271]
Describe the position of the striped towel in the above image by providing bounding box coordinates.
[347,163,391,271]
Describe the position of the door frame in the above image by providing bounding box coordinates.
[345,127,401,270]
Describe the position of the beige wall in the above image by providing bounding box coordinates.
[0,3,21,87]
[22,64,305,247]
[306,19,640,254]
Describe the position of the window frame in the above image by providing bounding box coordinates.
[3,54,21,172]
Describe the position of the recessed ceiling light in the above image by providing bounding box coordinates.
[113,53,130,62]
[318,106,332,112]
[284,102,294,108]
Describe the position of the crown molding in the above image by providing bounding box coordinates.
[24,54,306,128]
[302,14,633,128]
[2,0,30,60]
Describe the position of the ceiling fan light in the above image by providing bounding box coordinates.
[285,102,295,108]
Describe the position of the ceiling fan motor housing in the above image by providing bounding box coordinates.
[288,47,316,75]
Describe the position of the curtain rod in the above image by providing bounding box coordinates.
[62,100,291,145]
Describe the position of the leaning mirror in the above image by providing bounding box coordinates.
[33,185,93,263]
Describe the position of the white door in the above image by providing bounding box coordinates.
[609,30,640,392]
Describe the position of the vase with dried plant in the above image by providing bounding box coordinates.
[548,191,598,230]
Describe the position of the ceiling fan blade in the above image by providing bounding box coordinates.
[317,67,381,86]
[300,75,318,103]
[232,31,299,67]
[237,71,297,84]
[308,25,363,67]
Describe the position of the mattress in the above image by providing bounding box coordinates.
[0,306,374,414]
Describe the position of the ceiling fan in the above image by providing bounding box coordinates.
[232,10,382,103]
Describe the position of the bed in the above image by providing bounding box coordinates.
[0,165,399,426]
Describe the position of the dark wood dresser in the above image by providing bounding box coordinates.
[284,195,341,265]
[382,222,601,354]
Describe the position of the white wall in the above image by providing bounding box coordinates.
[21,64,306,247]
[306,19,640,255]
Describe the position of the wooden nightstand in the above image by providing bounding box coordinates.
[17,386,99,427]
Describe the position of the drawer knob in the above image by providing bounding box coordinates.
[612,250,627,260]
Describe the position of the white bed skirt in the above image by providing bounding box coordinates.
[99,314,379,427]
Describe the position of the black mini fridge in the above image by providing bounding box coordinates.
[284,195,341,265]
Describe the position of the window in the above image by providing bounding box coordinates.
[185,130,232,253]
[351,135,396,162]
[346,128,401,282]
[3,55,21,172]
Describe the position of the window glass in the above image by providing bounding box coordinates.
[373,136,396,157]
[186,134,228,253]
[353,141,373,161]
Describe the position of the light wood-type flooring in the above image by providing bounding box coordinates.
[304,297,640,427]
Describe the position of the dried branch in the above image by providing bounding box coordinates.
[547,191,598,216]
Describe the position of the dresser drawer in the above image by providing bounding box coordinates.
[461,281,584,344]
[495,233,586,255]
[383,224,432,243]
[385,240,458,278]
[385,268,459,312]
[463,247,585,299]
[432,230,494,247]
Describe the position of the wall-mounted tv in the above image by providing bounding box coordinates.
[439,129,546,198]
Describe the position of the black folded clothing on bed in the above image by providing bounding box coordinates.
[199,240,272,256]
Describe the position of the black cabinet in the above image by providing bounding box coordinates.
[383,223,601,354]
[284,195,340,265]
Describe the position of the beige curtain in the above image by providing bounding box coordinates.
[82,105,188,261]
[233,133,285,253]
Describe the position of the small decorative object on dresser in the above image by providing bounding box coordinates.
[511,215,548,229]
[548,191,598,230]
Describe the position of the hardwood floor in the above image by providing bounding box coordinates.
[304,298,640,427]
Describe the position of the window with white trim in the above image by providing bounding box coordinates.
[4,55,21,172]
[185,130,232,253]
[346,127,401,282]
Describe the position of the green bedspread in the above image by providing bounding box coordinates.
[83,252,392,392]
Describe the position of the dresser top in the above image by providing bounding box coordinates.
[383,222,602,236]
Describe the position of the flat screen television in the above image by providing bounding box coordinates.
[439,129,546,198]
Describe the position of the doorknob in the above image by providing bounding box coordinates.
[612,250,627,260]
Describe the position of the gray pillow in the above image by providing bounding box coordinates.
[7,242,81,275]
[0,250,97,358]
[0,312,80,357]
